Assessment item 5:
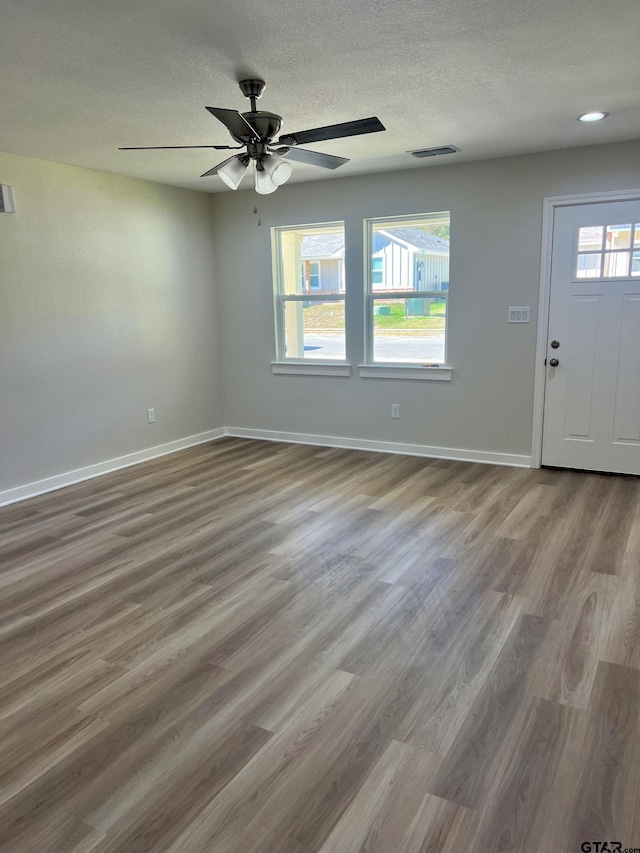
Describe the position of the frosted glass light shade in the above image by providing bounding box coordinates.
[218,156,249,190]
[255,168,277,195]
[262,154,292,186]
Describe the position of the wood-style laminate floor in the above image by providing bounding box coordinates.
[1,438,640,853]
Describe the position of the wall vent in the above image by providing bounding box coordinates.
[408,146,459,158]
[0,184,16,214]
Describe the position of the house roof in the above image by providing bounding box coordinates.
[301,228,449,260]
[301,233,345,260]
[380,228,450,254]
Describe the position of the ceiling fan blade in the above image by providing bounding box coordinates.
[200,155,239,178]
[276,147,349,170]
[277,116,385,147]
[205,107,260,141]
[119,144,241,150]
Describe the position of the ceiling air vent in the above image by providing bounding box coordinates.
[408,146,459,158]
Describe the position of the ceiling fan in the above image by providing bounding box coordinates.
[120,78,385,194]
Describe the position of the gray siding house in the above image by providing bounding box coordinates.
[371,227,449,292]
[301,228,449,293]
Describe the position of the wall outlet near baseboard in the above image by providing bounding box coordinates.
[147,408,156,424]
[391,404,400,419]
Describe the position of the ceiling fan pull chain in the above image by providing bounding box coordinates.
[252,163,262,225]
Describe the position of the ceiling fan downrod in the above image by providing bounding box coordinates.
[238,78,266,114]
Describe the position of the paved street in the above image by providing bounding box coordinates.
[302,333,445,362]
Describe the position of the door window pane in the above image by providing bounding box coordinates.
[575,224,639,280]
[632,251,640,277]
[372,297,446,363]
[576,253,602,278]
[283,299,345,360]
[605,224,632,250]
[578,226,603,252]
[603,251,630,277]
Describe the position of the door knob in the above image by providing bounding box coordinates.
[549,357,559,367]
[550,340,560,348]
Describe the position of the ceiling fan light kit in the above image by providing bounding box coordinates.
[254,162,278,194]
[120,78,385,193]
[262,153,292,186]
[217,154,250,189]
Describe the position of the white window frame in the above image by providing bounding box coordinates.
[362,213,451,375]
[271,221,348,374]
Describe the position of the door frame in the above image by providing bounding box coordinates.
[531,187,640,468]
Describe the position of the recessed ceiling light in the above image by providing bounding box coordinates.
[577,111,609,122]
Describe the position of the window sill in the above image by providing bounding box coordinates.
[271,361,352,377]
[358,364,452,381]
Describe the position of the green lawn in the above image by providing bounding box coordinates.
[301,300,446,330]
[375,300,446,329]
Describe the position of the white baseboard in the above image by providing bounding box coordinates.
[0,424,533,508]
[0,428,225,508]
[225,427,532,468]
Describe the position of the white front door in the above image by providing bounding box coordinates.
[542,200,640,475]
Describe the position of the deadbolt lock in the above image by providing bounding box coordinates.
[550,340,560,348]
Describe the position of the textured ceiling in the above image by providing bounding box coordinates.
[1,0,639,192]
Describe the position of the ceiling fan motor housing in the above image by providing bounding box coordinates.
[233,111,283,146]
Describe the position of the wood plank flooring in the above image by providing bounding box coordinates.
[1,437,640,852]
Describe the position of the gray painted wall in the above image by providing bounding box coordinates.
[211,141,640,458]
[0,151,222,493]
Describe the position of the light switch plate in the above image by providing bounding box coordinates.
[508,306,530,323]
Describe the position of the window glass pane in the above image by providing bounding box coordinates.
[634,225,640,248]
[372,297,446,363]
[605,224,632,250]
[578,226,603,252]
[283,299,345,360]
[632,251,640,277]
[603,251,630,278]
[370,214,450,293]
[576,253,602,278]
[278,224,345,295]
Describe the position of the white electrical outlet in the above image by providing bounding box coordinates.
[391,404,400,419]
[147,408,156,424]
[508,306,530,323]
[0,184,16,214]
